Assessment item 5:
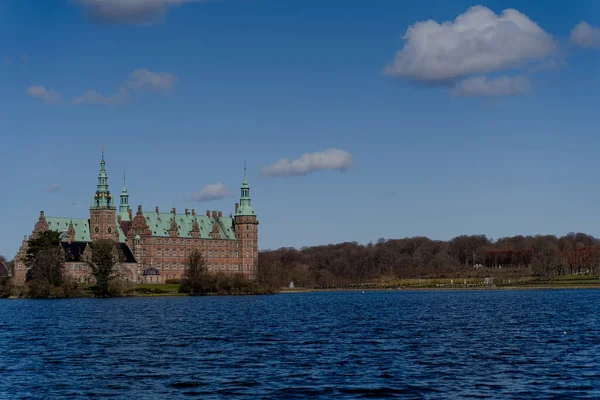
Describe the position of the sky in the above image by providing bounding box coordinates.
[2,0,600,257]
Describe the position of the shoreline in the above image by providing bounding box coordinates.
[5,284,600,299]
[279,285,600,293]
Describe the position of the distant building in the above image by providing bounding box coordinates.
[13,151,259,284]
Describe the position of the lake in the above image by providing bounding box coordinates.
[1,290,599,399]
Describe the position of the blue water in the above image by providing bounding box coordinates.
[1,290,600,399]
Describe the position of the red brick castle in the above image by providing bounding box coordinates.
[13,151,259,284]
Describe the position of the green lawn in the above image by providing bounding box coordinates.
[136,284,180,292]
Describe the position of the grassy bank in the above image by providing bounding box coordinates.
[279,275,600,293]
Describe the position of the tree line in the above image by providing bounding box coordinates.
[257,233,600,288]
[3,231,600,297]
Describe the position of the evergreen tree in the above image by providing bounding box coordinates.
[25,230,65,288]
[87,240,122,297]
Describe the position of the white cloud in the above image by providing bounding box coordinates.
[126,68,179,91]
[191,183,231,202]
[4,54,28,65]
[261,149,353,178]
[45,184,61,192]
[74,69,178,105]
[73,0,209,24]
[74,88,128,105]
[383,5,556,88]
[26,85,62,104]
[570,21,600,49]
[450,75,530,97]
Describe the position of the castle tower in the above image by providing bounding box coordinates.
[90,149,119,242]
[234,165,258,279]
[119,172,131,222]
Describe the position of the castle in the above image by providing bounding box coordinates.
[13,151,259,284]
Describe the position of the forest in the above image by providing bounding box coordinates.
[257,233,600,288]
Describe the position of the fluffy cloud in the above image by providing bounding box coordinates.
[4,54,28,65]
[383,6,556,97]
[75,88,128,105]
[73,0,209,24]
[45,184,61,192]
[126,68,179,91]
[261,149,353,178]
[570,21,600,49]
[191,183,231,202]
[26,86,62,104]
[74,69,178,105]
[450,75,530,97]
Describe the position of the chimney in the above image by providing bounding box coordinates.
[137,205,142,214]
[185,209,189,216]
[206,210,210,217]
[117,215,122,223]
[156,206,159,214]
[212,210,217,218]
[218,211,222,218]
[40,211,44,217]
[235,203,239,212]
[192,209,196,216]
[172,208,176,215]
[128,209,133,220]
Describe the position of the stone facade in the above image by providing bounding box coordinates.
[13,152,259,284]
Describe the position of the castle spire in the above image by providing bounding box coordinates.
[92,148,113,209]
[119,171,130,221]
[236,164,255,216]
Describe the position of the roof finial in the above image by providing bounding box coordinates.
[243,160,247,183]
[101,146,104,160]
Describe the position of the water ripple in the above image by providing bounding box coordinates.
[1,290,600,398]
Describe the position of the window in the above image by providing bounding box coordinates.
[94,215,99,223]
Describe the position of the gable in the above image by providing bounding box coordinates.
[142,212,236,240]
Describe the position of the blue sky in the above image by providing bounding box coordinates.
[2,0,600,258]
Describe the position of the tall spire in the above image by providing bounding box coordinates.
[92,148,113,208]
[236,164,255,216]
[119,171,130,221]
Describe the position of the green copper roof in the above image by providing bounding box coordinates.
[236,166,256,216]
[45,217,91,242]
[92,150,114,209]
[119,172,131,222]
[45,215,126,243]
[142,212,237,240]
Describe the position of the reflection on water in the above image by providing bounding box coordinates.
[1,290,600,399]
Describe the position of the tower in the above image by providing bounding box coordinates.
[119,172,131,222]
[234,165,258,279]
[89,149,119,242]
